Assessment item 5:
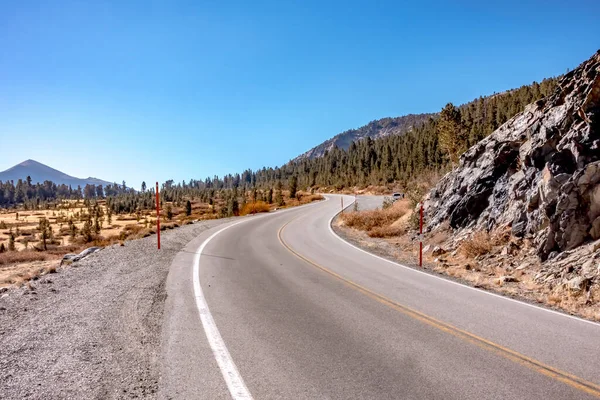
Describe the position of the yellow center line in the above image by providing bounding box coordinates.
[277,218,600,398]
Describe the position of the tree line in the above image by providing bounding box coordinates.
[0,76,558,212]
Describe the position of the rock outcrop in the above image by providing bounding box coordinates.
[61,247,102,265]
[425,50,600,261]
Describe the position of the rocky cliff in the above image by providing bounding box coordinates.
[425,50,600,262]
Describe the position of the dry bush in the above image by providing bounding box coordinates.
[460,231,493,258]
[341,200,410,234]
[239,201,271,216]
[0,250,57,266]
[122,224,145,235]
[301,194,324,204]
[160,222,180,231]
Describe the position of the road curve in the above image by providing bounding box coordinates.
[161,194,600,399]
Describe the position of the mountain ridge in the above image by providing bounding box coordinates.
[294,113,435,161]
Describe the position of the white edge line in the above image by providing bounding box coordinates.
[194,220,253,400]
[191,196,330,399]
[326,194,600,328]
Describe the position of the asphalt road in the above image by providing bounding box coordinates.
[161,194,600,399]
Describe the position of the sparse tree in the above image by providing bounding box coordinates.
[141,181,147,193]
[267,188,273,204]
[0,243,5,253]
[166,204,173,220]
[186,200,192,216]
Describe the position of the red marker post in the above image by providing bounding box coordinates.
[156,182,161,250]
[419,202,424,267]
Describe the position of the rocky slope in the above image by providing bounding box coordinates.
[295,114,433,160]
[425,50,600,298]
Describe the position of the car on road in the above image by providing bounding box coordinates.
[392,192,404,201]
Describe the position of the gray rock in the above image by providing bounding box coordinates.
[566,276,588,292]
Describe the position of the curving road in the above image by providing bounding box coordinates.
[161,194,600,399]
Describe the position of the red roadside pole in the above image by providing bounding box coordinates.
[156,182,161,250]
[419,202,423,267]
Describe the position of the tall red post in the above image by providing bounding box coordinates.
[156,182,161,250]
[419,202,423,267]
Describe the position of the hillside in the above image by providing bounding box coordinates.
[420,49,600,312]
[294,114,434,160]
[426,49,600,258]
[0,159,113,188]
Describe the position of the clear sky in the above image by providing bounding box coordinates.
[1,0,599,188]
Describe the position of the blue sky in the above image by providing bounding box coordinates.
[1,0,599,188]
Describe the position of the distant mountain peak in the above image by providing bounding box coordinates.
[0,159,114,188]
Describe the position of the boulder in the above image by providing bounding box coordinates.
[61,247,102,266]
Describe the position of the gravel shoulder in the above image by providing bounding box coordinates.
[0,218,231,400]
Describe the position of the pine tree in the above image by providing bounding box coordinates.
[267,188,273,204]
[186,200,192,216]
[289,176,298,198]
[38,218,50,250]
[437,103,467,166]
[227,196,239,217]
[8,232,15,251]
[81,219,93,243]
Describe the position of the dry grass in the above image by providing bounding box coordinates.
[367,225,406,238]
[239,201,271,216]
[341,199,410,237]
